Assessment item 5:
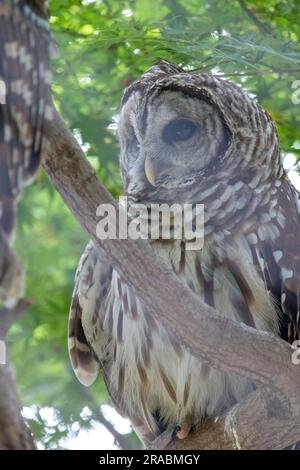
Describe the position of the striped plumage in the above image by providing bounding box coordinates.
[0,0,52,304]
[69,60,300,446]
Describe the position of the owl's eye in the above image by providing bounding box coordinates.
[162,119,198,144]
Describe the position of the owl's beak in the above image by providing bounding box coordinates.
[144,157,157,187]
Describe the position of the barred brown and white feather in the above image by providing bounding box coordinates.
[0,0,52,304]
[0,0,52,239]
[68,60,300,446]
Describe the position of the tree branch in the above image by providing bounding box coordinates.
[238,0,274,36]
[216,68,300,77]
[79,386,137,450]
[42,109,300,449]
[0,299,32,338]
[0,300,36,450]
[0,359,36,450]
[150,387,300,450]
[92,407,136,450]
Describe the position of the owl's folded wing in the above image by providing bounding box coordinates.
[68,241,113,386]
[68,241,152,439]
[258,179,300,342]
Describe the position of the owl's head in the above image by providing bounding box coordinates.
[118,60,281,204]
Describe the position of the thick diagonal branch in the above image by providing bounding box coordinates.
[42,110,300,449]
[150,387,300,450]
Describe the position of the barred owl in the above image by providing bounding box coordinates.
[0,0,52,305]
[69,60,300,446]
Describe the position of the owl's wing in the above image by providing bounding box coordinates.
[0,0,52,237]
[255,178,300,342]
[68,241,107,387]
[68,241,156,443]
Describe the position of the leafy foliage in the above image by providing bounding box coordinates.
[8,0,300,449]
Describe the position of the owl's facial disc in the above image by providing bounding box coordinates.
[119,89,230,195]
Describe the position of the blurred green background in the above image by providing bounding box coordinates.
[9,0,300,449]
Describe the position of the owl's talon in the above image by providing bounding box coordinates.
[175,423,191,440]
[172,424,181,441]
